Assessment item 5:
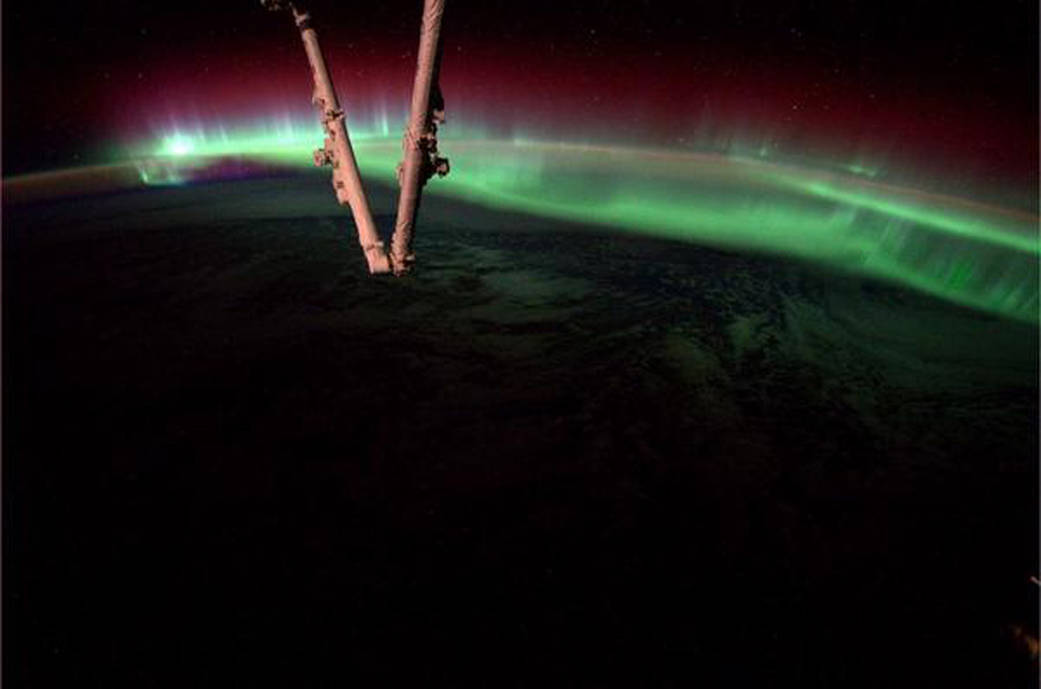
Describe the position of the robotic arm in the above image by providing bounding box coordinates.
[263,0,450,276]
[389,0,450,274]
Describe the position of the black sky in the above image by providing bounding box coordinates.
[3,0,1038,175]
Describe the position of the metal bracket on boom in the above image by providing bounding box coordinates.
[313,146,333,168]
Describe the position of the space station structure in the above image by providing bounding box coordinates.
[262,0,449,275]
[389,0,450,274]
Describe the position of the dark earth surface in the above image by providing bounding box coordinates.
[5,173,1038,686]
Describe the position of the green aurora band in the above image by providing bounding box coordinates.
[41,121,1041,322]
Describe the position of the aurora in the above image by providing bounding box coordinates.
[71,115,1035,324]
[7,2,1038,685]
[6,113,1038,323]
